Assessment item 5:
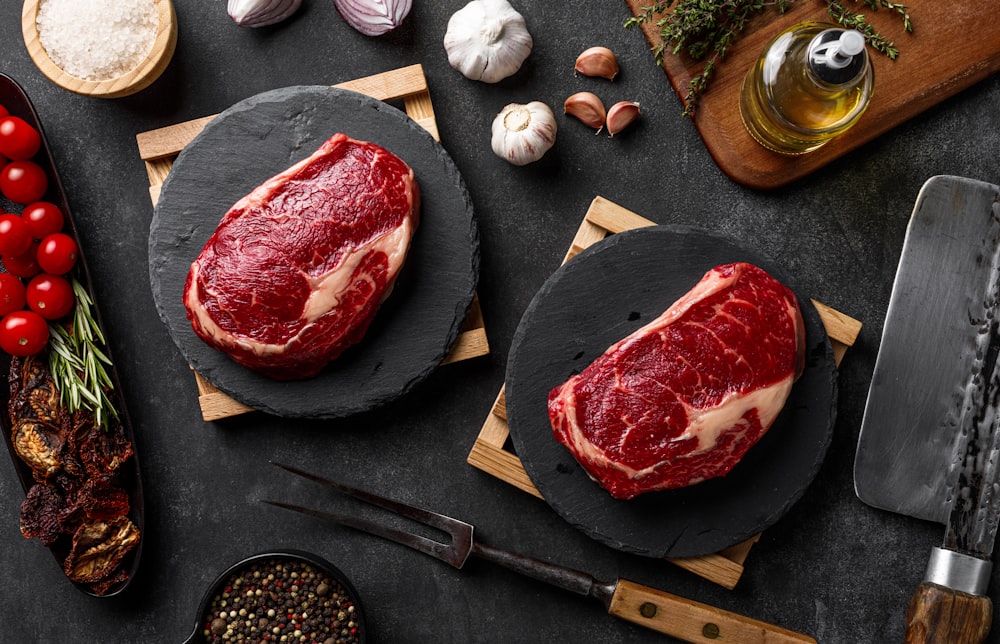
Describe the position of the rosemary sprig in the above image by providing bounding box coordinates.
[47,275,118,429]
[625,0,913,117]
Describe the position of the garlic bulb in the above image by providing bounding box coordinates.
[491,101,556,165]
[228,0,302,27]
[444,0,533,83]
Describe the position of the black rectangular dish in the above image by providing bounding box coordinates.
[0,73,143,597]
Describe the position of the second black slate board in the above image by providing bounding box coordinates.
[505,226,836,559]
[149,86,478,419]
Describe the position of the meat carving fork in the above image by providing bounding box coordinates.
[263,461,814,644]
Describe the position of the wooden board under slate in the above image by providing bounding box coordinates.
[137,65,489,421]
[505,226,836,560]
[144,68,483,420]
[623,0,1000,190]
[467,196,862,588]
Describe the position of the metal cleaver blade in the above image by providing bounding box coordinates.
[855,175,1000,525]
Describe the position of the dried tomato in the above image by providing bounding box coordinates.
[63,516,140,584]
[19,483,67,546]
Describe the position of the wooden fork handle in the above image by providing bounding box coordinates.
[609,579,816,643]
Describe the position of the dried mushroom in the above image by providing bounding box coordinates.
[12,419,65,481]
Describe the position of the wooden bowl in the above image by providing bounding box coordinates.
[21,0,177,98]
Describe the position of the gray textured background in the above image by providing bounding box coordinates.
[0,1,998,642]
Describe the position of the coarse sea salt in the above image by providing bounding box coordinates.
[36,0,159,82]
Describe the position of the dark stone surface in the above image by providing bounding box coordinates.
[0,1,998,643]
[150,85,478,417]
[505,227,836,559]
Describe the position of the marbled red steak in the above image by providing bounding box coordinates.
[548,262,805,500]
[184,133,420,380]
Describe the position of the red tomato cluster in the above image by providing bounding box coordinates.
[0,103,78,356]
[0,108,47,206]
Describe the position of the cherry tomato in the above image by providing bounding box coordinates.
[0,160,48,204]
[0,116,41,161]
[0,213,32,256]
[3,241,41,279]
[37,233,77,275]
[0,107,9,170]
[21,201,64,239]
[0,310,49,356]
[26,273,74,320]
[0,273,26,316]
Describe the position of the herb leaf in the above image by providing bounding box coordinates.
[47,276,118,429]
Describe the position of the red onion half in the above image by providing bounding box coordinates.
[228,0,303,27]
[333,0,412,36]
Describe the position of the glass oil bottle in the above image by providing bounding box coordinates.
[740,21,874,155]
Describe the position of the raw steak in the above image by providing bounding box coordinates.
[547,262,804,500]
[183,133,420,380]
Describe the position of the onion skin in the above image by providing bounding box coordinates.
[228,0,303,27]
[333,0,413,36]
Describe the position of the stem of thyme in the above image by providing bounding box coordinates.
[47,275,118,429]
[625,0,913,117]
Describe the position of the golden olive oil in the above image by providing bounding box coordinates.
[740,21,874,155]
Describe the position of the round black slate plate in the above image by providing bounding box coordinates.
[505,226,837,559]
[149,86,478,418]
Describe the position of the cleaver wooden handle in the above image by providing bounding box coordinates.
[904,581,992,644]
[609,578,816,643]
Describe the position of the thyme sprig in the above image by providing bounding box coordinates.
[625,0,913,117]
[47,275,118,429]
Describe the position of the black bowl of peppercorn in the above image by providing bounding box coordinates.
[183,550,366,643]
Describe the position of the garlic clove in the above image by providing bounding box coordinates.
[564,92,606,132]
[491,101,557,165]
[606,101,641,137]
[444,0,533,83]
[574,46,620,80]
[228,0,302,27]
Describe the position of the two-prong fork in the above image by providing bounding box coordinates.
[263,461,814,644]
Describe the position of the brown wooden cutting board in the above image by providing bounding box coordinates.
[623,0,1000,189]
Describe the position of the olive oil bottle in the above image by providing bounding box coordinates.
[740,21,874,155]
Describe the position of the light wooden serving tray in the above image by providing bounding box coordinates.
[467,195,862,589]
[135,64,490,421]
